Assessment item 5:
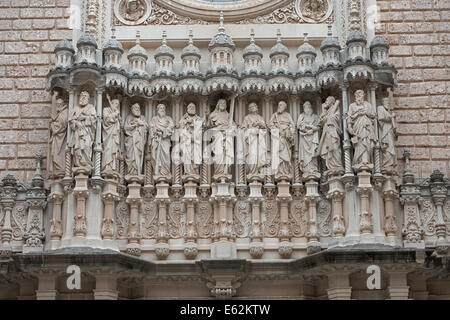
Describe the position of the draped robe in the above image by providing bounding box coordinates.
[149,115,174,176]
[377,105,396,171]
[347,101,376,168]
[69,103,96,168]
[179,113,204,175]
[268,111,295,178]
[208,109,235,177]
[297,112,320,175]
[101,104,121,174]
[241,113,267,176]
[48,105,68,175]
[124,114,147,175]
[318,102,343,172]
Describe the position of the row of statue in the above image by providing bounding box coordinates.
[48,90,397,182]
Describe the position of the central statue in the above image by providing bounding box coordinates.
[149,103,174,177]
[124,102,147,176]
[207,97,236,180]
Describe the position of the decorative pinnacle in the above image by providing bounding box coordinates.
[250,29,255,44]
[111,27,116,39]
[303,32,309,43]
[276,29,281,43]
[136,30,141,45]
[162,30,167,45]
[218,11,225,33]
[327,25,332,37]
[188,29,193,45]
[403,149,411,174]
[350,0,361,31]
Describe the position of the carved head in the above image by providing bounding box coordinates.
[79,91,90,107]
[187,102,196,115]
[277,100,287,113]
[217,99,227,111]
[111,99,120,111]
[355,90,365,104]
[248,102,258,114]
[303,101,313,115]
[382,97,390,108]
[127,0,139,11]
[324,96,336,108]
[56,97,66,111]
[131,103,141,117]
[156,103,166,117]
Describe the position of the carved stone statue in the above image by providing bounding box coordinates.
[48,96,68,176]
[69,91,96,169]
[124,102,147,176]
[179,102,204,176]
[241,102,268,178]
[208,98,236,179]
[297,101,320,177]
[121,0,145,21]
[378,97,397,173]
[102,94,121,176]
[318,96,343,174]
[347,90,377,170]
[268,101,295,179]
[149,104,174,176]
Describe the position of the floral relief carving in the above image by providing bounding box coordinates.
[12,203,27,240]
[318,198,332,237]
[141,200,158,239]
[263,200,279,237]
[115,199,130,239]
[421,199,436,236]
[289,199,308,237]
[233,200,251,238]
[196,200,213,238]
[168,200,185,239]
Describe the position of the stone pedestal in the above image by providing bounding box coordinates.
[305,179,321,254]
[327,273,352,300]
[357,170,375,243]
[35,275,58,300]
[73,167,90,239]
[155,177,170,260]
[93,274,119,300]
[277,179,293,258]
[126,175,143,256]
[183,176,199,259]
[101,176,119,250]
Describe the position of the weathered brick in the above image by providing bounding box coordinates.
[4,41,39,53]
[396,135,415,146]
[31,65,50,76]
[423,11,441,21]
[430,148,450,160]
[0,30,21,41]
[20,103,50,118]
[15,78,47,89]
[8,158,37,170]
[22,30,48,41]
[12,119,49,130]
[6,65,31,77]
[0,145,16,158]
[0,19,11,30]
[391,0,410,10]
[17,143,47,158]
[0,8,19,18]
[413,45,432,55]
[396,123,428,135]
[28,129,49,142]
[20,8,44,18]
[49,29,72,40]
[409,148,430,160]
[19,53,50,65]
[30,90,51,102]
[0,90,30,103]
[395,110,421,122]
[0,104,19,117]
[410,0,433,10]
[10,0,29,7]
[428,123,449,135]
[12,19,32,30]
[388,23,415,33]
[32,19,55,29]
[0,78,14,89]
[43,7,62,18]
[390,45,412,56]
[423,69,450,81]
[0,130,27,143]
[29,0,56,7]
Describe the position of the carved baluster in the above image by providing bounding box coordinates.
[340,83,353,184]
[0,175,18,258]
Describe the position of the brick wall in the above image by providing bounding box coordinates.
[376,0,450,178]
[0,0,72,181]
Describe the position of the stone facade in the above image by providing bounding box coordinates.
[0,0,449,300]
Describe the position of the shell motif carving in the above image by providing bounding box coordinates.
[233,200,251,238]
[12,203,27,240]
[168,201,186,239]
[196,200,213,238]
[289,199,307,237]
[421,199,436,236]
[141,200,157,239]
[115,200,129,239]
[263,200,279,238]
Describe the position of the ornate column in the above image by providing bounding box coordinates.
[155,178,170,259]
[277,180,293,258]
[382,175,398,245]
[429,169,449,256]
[400,150,424,248]
[305,178,321,254]
[101,175,119,249]
[0,174,18,258]
[92,87,104,181]
[126,175,143,256]
[340,82,354,184]
[49,181,64,245]
[63,87,75,181]
[328,175,346,239]
[248,176,264,258]
[73,167,89,240]
[23,154,47,253]
[369,83,383,184]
